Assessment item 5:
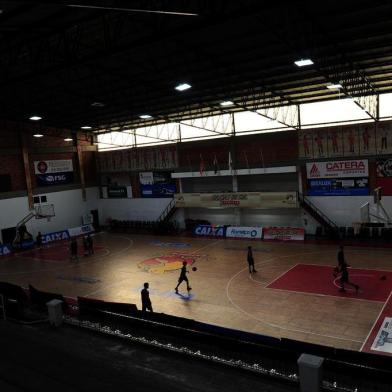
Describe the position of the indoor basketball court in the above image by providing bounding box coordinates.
[1,231,391,355]
[3,2,392,390]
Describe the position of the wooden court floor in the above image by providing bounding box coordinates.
[1,232,392,353]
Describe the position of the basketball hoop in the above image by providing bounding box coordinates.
[34,204,55,220]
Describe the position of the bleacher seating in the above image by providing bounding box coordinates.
[29,284,67,311]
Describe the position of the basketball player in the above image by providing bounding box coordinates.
[141,282,153,312]
[336,246,359,293]
[70,238,78,261]
[247,246,257,273]
[36,231,43,248]
[175,261,192,293]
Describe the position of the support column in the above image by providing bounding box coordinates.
[20,130,34,210]
[232,176,241,225]
[76,142,87,201]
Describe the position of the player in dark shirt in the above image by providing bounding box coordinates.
[87,234,94,255]
[70,238,78,261]
[36,231,43,248]
[247,246,257,273]
[336,246,359,293]
[141,282,153,312]
[337,245,345,268]
[175,261,191,294]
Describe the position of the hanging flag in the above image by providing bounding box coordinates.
[228,151,233,172]
[243,151,249,170]
[213,154,219,174]
[199,154,205,176]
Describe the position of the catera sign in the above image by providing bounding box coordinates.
[306,160,368,179]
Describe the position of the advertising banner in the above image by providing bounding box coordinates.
[307,178,369,196]
[42,230,70,244]
[306,159,368,179]
[376,159,392,195]
[226,226,262,239]
[139,172,154,185]
[140,172,176,198]
[68,224,94,237]
[193,225,226,237]
[107,186,128,198]
[371,317,392,354]
[34,159,74,186]
[263,227,305,241]
[0,244,12,256]
[175,192,297,209]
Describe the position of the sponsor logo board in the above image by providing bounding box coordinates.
[263,227,305,241]
[68,224,94,237]
[226,226,262,239]
[42,230,70,244]
[193,225,226,237]
[306,160,368,178]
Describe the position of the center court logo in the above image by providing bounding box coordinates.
[138,253,202,274]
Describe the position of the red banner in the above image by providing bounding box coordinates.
[263,227,305,241]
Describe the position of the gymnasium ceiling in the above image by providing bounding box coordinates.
[1,0,392,134]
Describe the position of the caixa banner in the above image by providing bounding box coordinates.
[226,226,262,239]
[42,230,70,244]
[193,225,226,237]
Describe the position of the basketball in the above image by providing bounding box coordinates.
[192,266,197,271]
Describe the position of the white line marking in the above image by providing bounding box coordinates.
[0,235,133,276]
[262,263,299,287]
[225,251,364,343]
[360,291,392,351]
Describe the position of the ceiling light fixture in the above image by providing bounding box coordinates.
[29,116,42,121]
[64,138,73,142]
[294,59,314,67]
[33,134,44,138]
[140,114,153,119]
[81,126,92,130]
[327,83,343,89]
[175,83,191,91]
[91,102,105,107]
[220,101,234,106]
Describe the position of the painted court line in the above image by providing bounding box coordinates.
[360,291,392,352]
[226,250,364,343]
[0,235,134,276]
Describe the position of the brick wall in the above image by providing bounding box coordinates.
[0,121,97,194]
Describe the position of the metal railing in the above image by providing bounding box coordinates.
[298,193,338,230]
[158,198,176,222]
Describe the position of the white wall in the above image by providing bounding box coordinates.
[98,197,172,224]
[307,196,379,227]
[0,187,100,241]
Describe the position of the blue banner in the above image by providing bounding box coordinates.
[21,240,35,249]
[42,230,70,244]
[307,178,369,196]
[0,244,12,256]
[141,183,176,198]
[193,225,226,237]
[36,172,74,186]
